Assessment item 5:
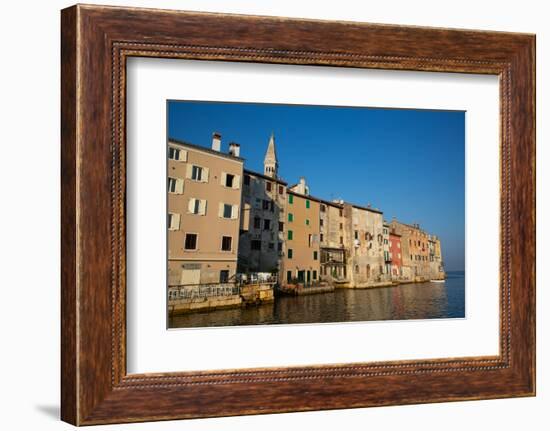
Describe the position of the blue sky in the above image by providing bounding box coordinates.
[168,101,465,271]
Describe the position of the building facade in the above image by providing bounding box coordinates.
[282,190,321,285]
[345,203,386,287]
[389,230,403,279]
[168,131,446,290]
[319,199,347,281]
[238,133,288,276]
[389,220,445,281]
[167,135,243,286]
[382,222,391,278]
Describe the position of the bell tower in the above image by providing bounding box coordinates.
[263,132,278,178]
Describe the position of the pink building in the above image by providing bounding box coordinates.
[389,232,402,278]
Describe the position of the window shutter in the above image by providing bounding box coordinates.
[232,204,239,219]
[199,199,207,215]
[179,150,187,162]
[233,175,241,190]
[186,164,193,179]
[188,198,195,213]
[218,202,224,218]
[220,172,226,186]
[172,213,180,230]
[175,178,184,194]
[202,167,209,182]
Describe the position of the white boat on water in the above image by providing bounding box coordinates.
[430,279,445,283]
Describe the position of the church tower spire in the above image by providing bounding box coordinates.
[263,132,278,178]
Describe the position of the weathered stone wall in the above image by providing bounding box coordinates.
[345,204,386,287]
[238,170,286,274]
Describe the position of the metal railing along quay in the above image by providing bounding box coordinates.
[168,283,240,301]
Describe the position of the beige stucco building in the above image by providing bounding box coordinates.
[167,134,243,286]
[282,190,321,285]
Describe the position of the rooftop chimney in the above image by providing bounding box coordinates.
[228,142,240,157]
[212,132,221,152]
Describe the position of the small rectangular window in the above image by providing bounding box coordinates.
[184,233,197,250]
[221,236,232,251]
[288,194,294,204]
[287,249,293,259]
[319,219,323,226]
[313,270,317,280]
[225,173,234,188]
[278,221,284,232]
[340,223,343,230]
[266,182,272,192]
[251,240,261,250]
[306,200,310,209]
[167,213,180,230]
[167,177,177,193]
[193,199,200,214]
[354,230,358,240]
[169,173,184,193]
[168,147,180,160]
[262,200,270,210]
[268,242,274,250]
[254,217,261,229]
[313,251,318,260]
[223,204,232,219]
[340,236,344,244]
[278,185,284,195]
[320,204,326,212]
[278,242,283,252]
[263,219,271,230]
[288,230,293,240]
[219,270,229,283]
[288,213,293,222]
[287,271,292,283]
[191,166,203,181]
[306,219,310,226]
[320,233,324,242]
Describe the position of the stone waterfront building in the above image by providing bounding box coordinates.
[167,134,243,286]
[389,220,445,281]
[382,222,391,278]
[319,199,347,281]
[238,134,287,275]
[344,203,386,287]
[168,131,445,289]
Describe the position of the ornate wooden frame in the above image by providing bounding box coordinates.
[61,4,535,425]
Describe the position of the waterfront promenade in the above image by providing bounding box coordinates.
[169,271,465,328]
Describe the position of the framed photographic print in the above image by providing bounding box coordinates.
[61,4,535,425]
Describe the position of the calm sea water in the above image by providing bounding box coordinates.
[169,271,465,329]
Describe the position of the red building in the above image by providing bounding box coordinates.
[389,232,402,278]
